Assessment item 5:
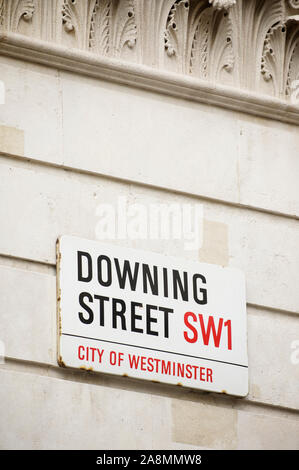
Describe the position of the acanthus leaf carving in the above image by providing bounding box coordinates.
[21,0,35,22]
[260,7,299,99]
[62,0,75,32]
[69,0,137,57]
[164,0,189,73]
[111,0,137,56]
[164,0,190,59]
[89,0,110,55]
[2,0,35,31]
[189,5,234,81]
[261,23,286,83]
[285,17,299,98]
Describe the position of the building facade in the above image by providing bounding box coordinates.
[0,0,299,450]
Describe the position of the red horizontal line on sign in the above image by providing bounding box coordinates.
[61,332,248,369]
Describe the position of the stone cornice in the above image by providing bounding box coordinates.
[1,0,299,124]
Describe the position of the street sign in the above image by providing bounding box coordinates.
[57,235,248,396]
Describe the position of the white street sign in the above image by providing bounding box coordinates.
[57,236,248,397]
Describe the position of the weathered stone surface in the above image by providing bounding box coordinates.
[0,160,298,313]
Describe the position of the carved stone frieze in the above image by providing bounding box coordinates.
[0,0,298,101]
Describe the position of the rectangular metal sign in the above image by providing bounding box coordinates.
[57,235,248,397]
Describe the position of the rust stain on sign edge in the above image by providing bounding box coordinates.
[57,355,66,368]
[56,237,63,368]
[79,366,93,372]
